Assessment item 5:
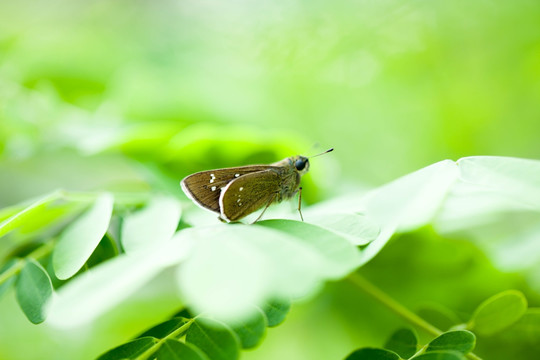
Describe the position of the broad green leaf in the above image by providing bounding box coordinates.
[176,222,359,317]
[225,307,267,349]
[15,259,53,324]
[185,318,240,360]
[384,328,418,358]
[260,298,291,327]
[96,337,158,360]
[0,191,63,238]
[121,195,181,253]
[85,233,119,268]
[426,330,475,354]
[344,347,400,360]
[457,156,540,209]
[434,157,540,271]
[0,259,20,298]
[304,212,379,246]
[358,160,459,264]
[257,219,361,278]
[155,339,210,360]
[413,350,465,360]
[501,308,540,343]
[47,232,190,328]
[468,289,527,335]
[53,193,114,280]
[138,317,190,339]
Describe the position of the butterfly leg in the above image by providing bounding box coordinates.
[297,187,304,222]
[252,193,277,224]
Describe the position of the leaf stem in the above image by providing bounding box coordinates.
[135,318,195,360]
[347,273,483,360]
[0,258,24,285]
[0,240,55,286]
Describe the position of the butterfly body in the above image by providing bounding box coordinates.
[181,155,310,222]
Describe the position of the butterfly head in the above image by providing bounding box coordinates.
[293,155,310,174]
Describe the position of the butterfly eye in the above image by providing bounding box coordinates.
[295,158,308,171]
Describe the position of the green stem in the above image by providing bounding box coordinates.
[0,240,55,286]
[348,273,442,337]
[135,318,195,360]
[0,258,24,285]
[347,273,483,360]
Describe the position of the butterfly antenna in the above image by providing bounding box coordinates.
[308,148,334,158]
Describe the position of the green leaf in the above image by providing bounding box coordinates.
[0,259,20,298]
[257,219,361,279]
[426,330,475,354]
[358,160,459,264]
[502,308,540,343]
[305,212,380,246]
[47,231,190,327]
[468,289,528,335]
[457,156,540,210]
[0,191,62,238]
[260,298,291,327]
[138,317,190,339]
[176,222,358,317]
[225,307,267,349]
[15,259,53,324]
[384,328,418,358]
[85,233,119,268]
[155,339,210,360]
[96,337,158,360]
[53,193,114,280]
[413,350,466,360]
[344,347,400,360]
[121,195,181,253]
[185,318,240,360]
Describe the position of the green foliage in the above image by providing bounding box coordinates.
[97,308,281,360]
[15,259,53,324]
[53,193,114,280]
[0,156,539,359]
[347,329,475,360]
[345,348,400,360]
[224,307,268,349]
[384,328,418,358]
[155,340,210,360]
[185,318,240,360]
[413,351,465,360]
[425,331,475,354]
[96,337,159,360]
[0,259,19,297]
[0,191,65,238]
[121,196,182,253]
[260,299,291,327]
[1,1,540,358]
[467,290,528,336]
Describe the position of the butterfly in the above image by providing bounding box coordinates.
[180,149,333,223]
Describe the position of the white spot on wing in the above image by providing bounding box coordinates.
[235,174,240,177]
[239,187,244,191]
[211,186,217,191]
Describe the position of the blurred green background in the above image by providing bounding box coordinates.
[1,0,540,359]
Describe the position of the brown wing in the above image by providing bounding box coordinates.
[181,165,276,213]
[219,170,281,221]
